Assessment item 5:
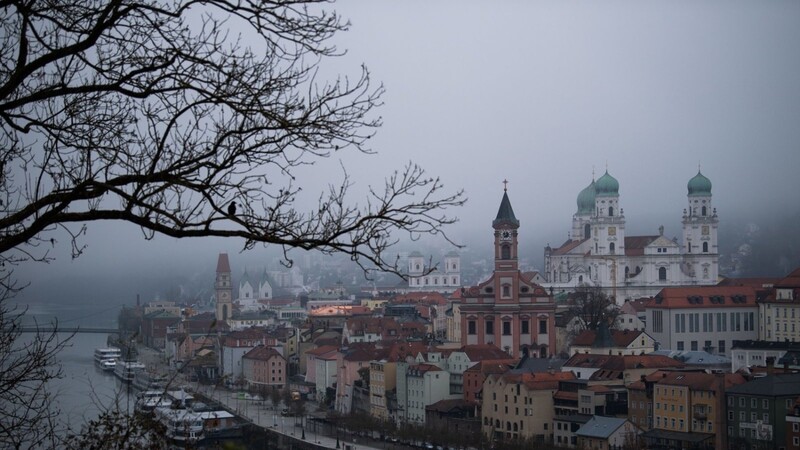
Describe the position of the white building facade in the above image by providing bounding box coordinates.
[645,286,758,356]
[544,170,719,302]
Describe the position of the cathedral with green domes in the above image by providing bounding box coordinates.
[543,170,719,302]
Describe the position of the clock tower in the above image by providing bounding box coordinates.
[215,253,233,324]
[493,182,520,273]
[459,183,557,358]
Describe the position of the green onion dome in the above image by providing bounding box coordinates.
[687,171,712,196]
[595,170,619,197]
[577,180,596,215]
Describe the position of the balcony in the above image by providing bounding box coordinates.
[693,405,708,420]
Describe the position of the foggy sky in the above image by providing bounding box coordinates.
[15,0,800,303]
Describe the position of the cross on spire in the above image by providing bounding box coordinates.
[503,179,508,192]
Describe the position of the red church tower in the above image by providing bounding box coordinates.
[460,184,557,358]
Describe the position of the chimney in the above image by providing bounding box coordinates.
[766,356,775,375]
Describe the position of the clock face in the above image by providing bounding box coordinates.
[500,230,512,241]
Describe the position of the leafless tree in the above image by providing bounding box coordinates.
[565,284,621,334]
[0,285,72,449]
[0,1,465,447]
[0,0,465,275]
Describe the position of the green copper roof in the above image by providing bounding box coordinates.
[577,180,596,215]
[595,170,619,197]
[493,191,520,228]
[687,171,712,196]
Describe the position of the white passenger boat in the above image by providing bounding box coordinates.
[93,347,121,370]
[114,360,146,383]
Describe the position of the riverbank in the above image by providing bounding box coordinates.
[136,345,380,450]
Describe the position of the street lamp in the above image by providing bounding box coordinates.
[301,416,306,440]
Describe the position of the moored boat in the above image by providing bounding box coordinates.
[114,360,146,383]
[94,347,121,369]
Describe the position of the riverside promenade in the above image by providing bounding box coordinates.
[138,346,381,450]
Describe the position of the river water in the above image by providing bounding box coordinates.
[48,332,135,434]
[16,301,134,439]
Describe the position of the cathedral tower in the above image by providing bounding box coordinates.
[215,253,233,323]
[682,170,718,281]
[591,170,626,257]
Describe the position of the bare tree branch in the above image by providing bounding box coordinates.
[0,0,465,276]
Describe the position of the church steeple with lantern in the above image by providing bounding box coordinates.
[493,180,520,272]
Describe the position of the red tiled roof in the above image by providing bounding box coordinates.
[309,305,371,317]
[623,236,659,256]
[654,371,747,391]
[717,277,781,288]
[464,359,516,375]
[553,391,578,401]
[776,268,800,288]
[306,345,339,357]
[392,292,448,306]
[551,239,586,256]
[242,346,284,361]
[409,363,441,374]
[500,371,576,391]
[648,286,757,309]
[572,329,645,347]
[458,344,516,362]
[216,253,231,272]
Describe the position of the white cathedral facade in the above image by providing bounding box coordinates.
[406,251,461,293]
[235,268,273,311]
[543,170,719,302]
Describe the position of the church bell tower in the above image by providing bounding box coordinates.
[215,253,233,323]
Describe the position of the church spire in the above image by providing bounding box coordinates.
[493,183,519,228]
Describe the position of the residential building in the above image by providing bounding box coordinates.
[563,353,685,385]
[758,268,800,342]
[730,340,800,373]
[646,286,758,356]
[446,299,462,344]
[219,328,272,383]
[726,374,800,450]
[569,327,655,356]
[481,370,576,442]
[242,346,286,389]
[576,416,640,450]
[460,188,557,358]
[544,170,719,301]
[403,363,457,424]
[463,360,516,404]
[787,396,800,450]
[642,371,746,450]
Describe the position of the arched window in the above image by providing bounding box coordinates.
[222,304,228,321]
[502,284,511,298]
[703,242,709,253]
[495,419,500,428]
[658,267,667,281]
[501,244,511,260]
[513,423,518,432]
[578,275,583,283]
[609,242,615,254]
[608,206,614,217]
[584,223,591,238]
[701,206,707,216]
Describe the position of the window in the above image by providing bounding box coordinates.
[659,267,667,280]
[763,399,769,409]
[677,341,684,351]
[502,321,511,336]
[719,340,726,354]
[468,321,476,335]
[691,341,698,351]
[539,319,547,334]
[703,242,709,253]
[502,285,510,298]
[609,242,615,254]
[501,244,511,260]
[485,320,494,335]
[521,320,529,334]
